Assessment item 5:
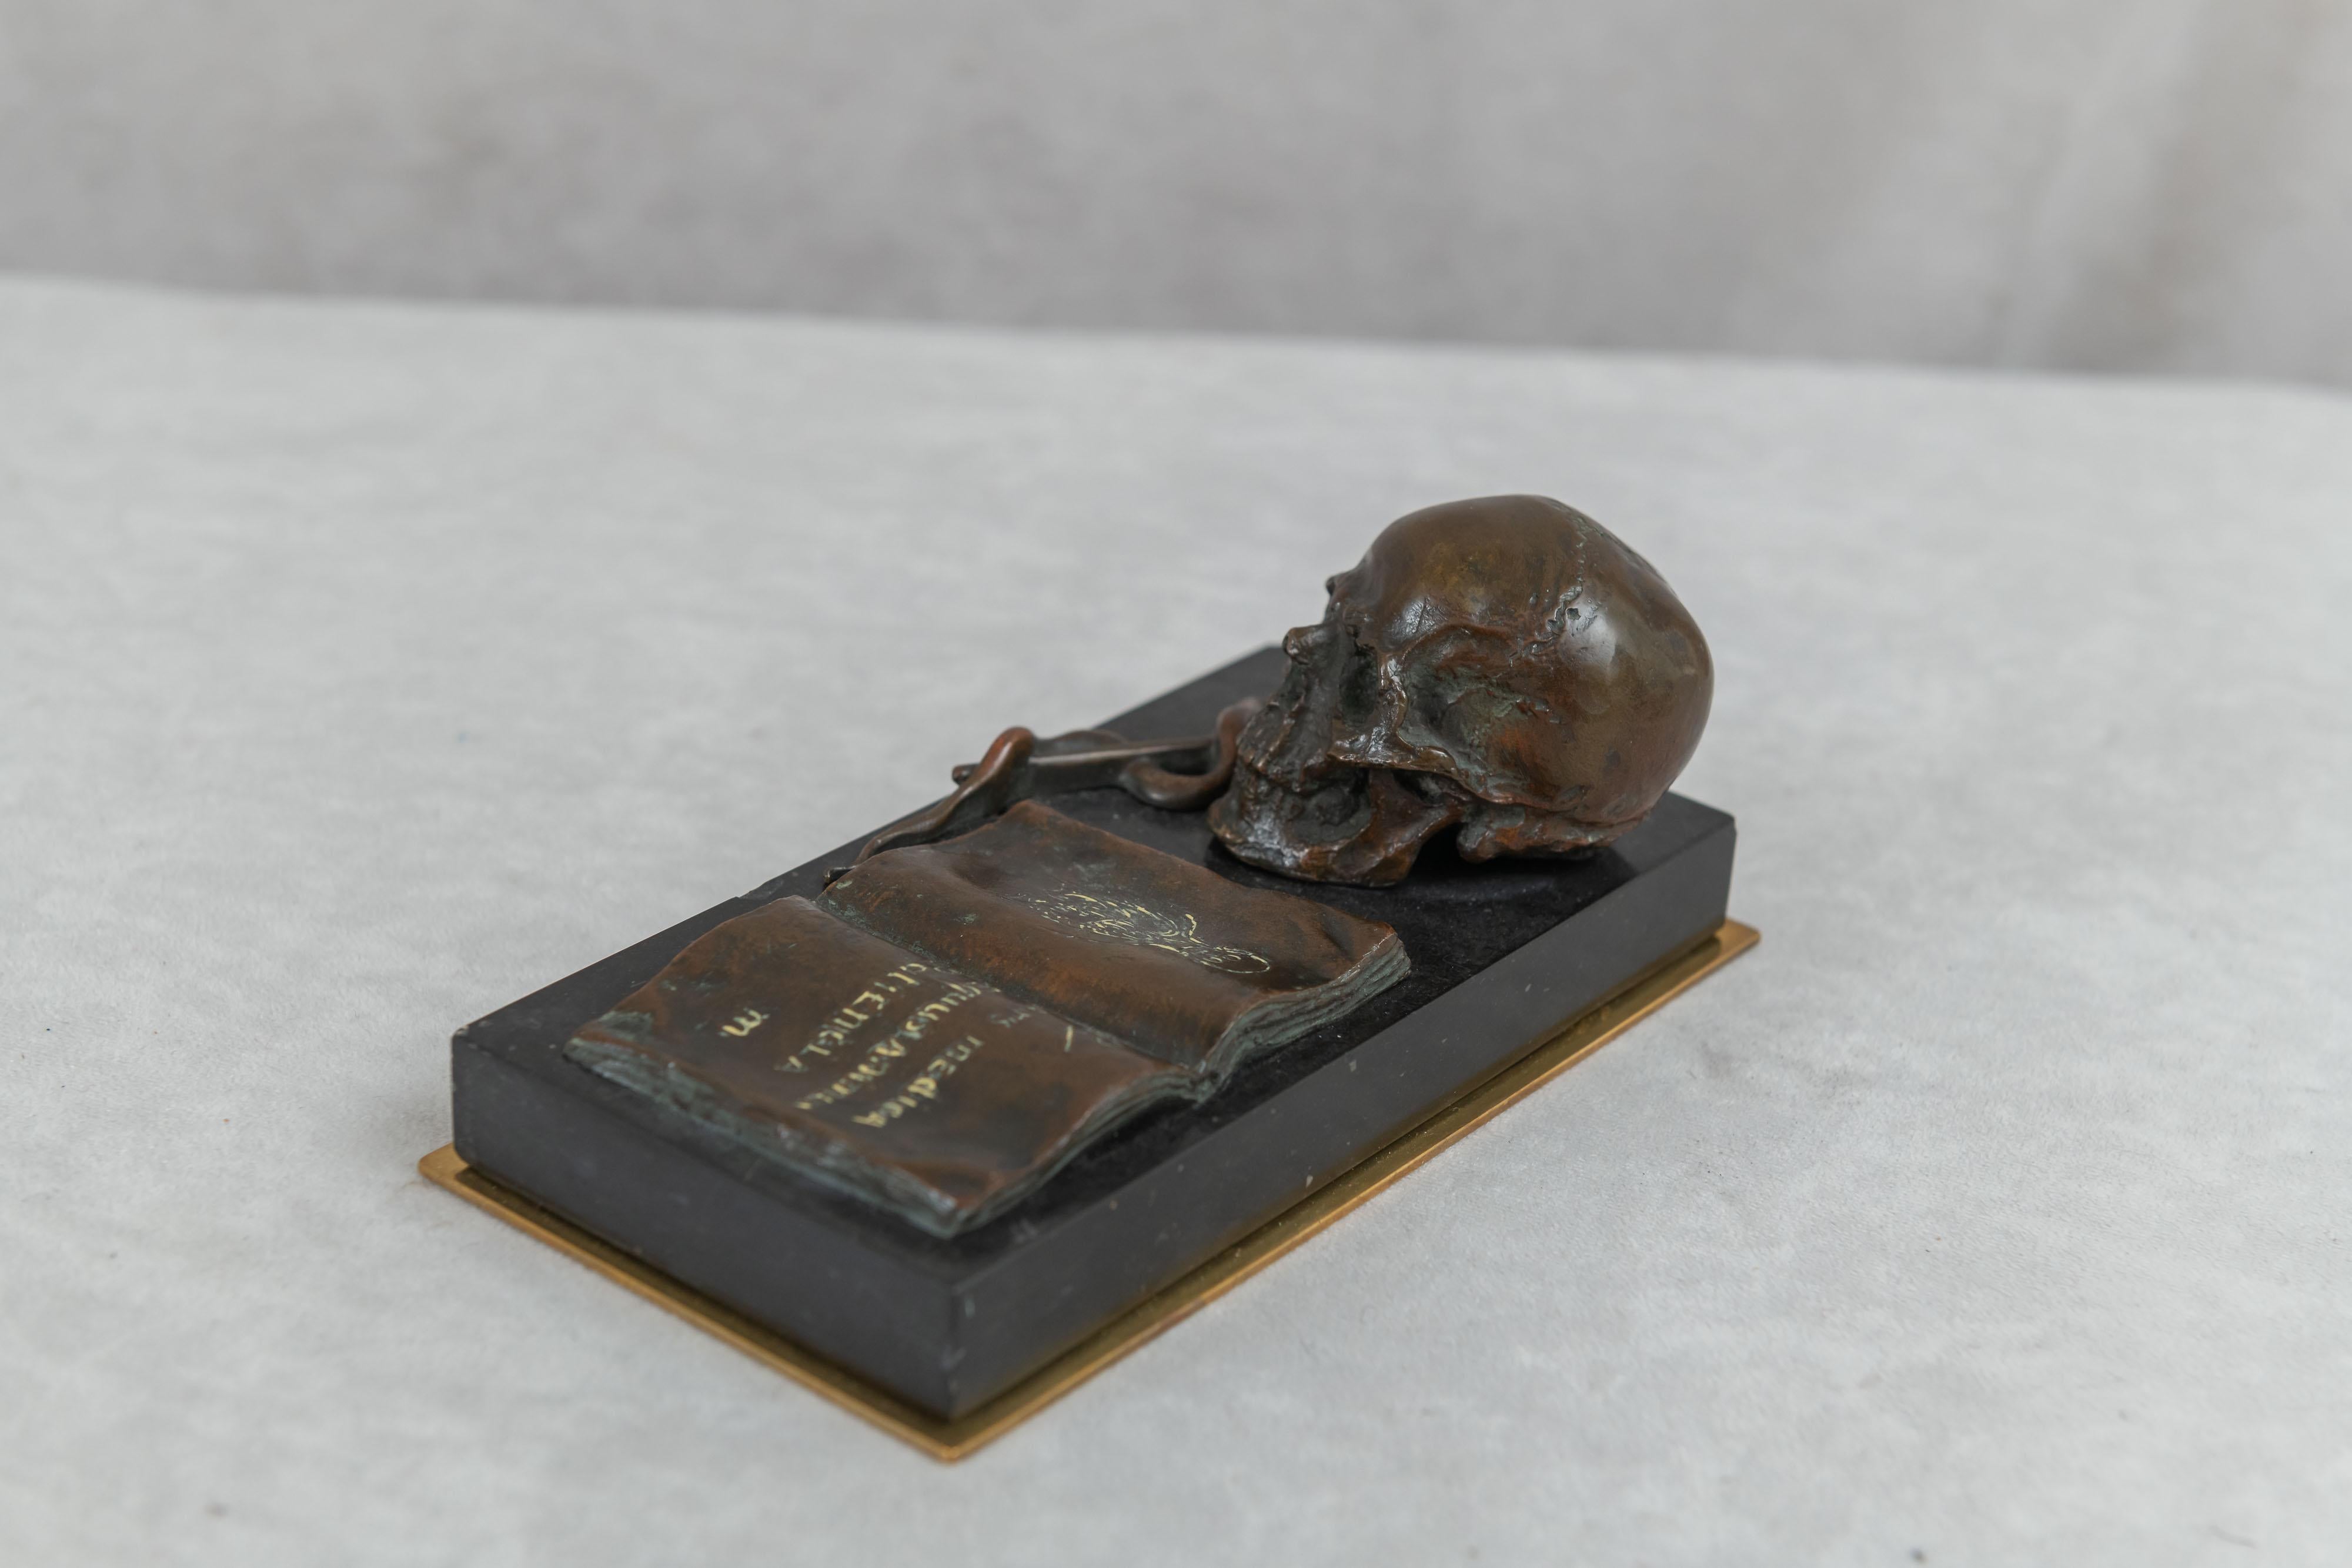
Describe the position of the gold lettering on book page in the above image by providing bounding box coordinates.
[771,962,935,1075]
[848,1032,991,1128]
[790,977,1008,1113]
[1023,890,1271,975]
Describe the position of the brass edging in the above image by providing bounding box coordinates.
[420,917,1759,1461]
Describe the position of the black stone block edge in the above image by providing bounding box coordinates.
[421,918,1758,1462]
[447,804,1735,1415]
[443,647,1738,1415]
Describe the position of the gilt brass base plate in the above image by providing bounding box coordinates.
[420,918,1756,1460]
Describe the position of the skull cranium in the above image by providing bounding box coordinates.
[1207,495,1712,886]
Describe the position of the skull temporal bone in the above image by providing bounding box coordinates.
[1207,495,1713,886]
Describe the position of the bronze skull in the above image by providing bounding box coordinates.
[1207,495,1713,886]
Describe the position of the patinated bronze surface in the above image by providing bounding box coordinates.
[544,495,1708,1231]
[567,895,1180,1234]
[842,495,1710,888]
[828,801,1405,1072]
[855,700,1258,865]
[567,803,1405,1235]
[449,643,1741,1419]
[1207,496,1712,885]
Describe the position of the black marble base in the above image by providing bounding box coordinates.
[450,648,1738,1417]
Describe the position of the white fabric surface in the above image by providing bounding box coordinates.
[4,275,2348,1564]
[5,1,2352,386]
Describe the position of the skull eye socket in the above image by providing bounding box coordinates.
[1393,632,1566,801]
[1336,637,1382,717]
[1307,781,1358,826]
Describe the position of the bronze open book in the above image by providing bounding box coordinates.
[566,802,1408,1235]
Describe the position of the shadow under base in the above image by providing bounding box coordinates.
[443,648,1742,1423]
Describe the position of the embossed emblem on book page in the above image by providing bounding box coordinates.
[1022,890,1272,975]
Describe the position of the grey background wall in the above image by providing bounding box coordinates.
[4,0,2349,385]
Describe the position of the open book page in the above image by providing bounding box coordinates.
[564,895,1190,1235]
[818,801,1408,1074]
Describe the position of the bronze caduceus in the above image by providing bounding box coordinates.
[848,698,1261,868]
